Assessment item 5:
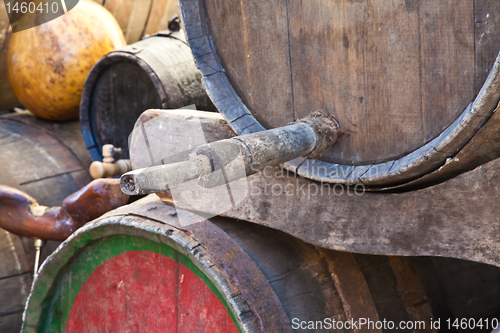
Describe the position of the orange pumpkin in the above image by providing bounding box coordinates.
[7,0,125,120]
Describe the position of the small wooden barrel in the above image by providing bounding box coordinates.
[92,0,179,44]
[180,0,500,188]
[80,31,215,161]
[23,195,441,333]
[0,1,20,111]
[0,111,91,332]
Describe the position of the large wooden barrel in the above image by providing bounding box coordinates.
[0,1,20,111]
[80,31,215,161]
[179,1,500,188]
[92,0,179,44]
[23,195,445,333]
[0,111,92,332]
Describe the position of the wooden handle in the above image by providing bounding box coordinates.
[63,178,129,226]
[90,159,132,179]
[0,179,129,240]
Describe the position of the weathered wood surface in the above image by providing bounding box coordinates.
[2,111,93,170]
[218,159,500,267]
[315,249,381,332]
[180,0,500,187]
[0,112,92,206]
[0,220,61,331]
[0,227,30,278]
[0,273,32,314]
[80,32,215,161]
[0,228,32,332]
[23,199,444,333]
[0,313,24,333]
[130,109,235,170]
[91,0,179,44]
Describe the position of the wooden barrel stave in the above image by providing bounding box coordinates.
[93,0,179,44]
[0,112,92,332]
[179,0,500,188]
[210,217,350,327]
[80,31,215,161]
[0,112,91,206]
[0,228,32,332]
[23,195,444,333]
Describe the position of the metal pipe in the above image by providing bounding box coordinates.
[33,238,46,275]
[120,112,341,195]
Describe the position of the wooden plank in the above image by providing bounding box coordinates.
[0,119,84,185]
[354,255,412,325]
[103,0,137,42]
[203,0,249,109]
[189,1,486,170]
[124,0,153,44]
[0,228,30,278]
[239,0,294,128]
[164,156,500,267]
[288,0,370,163]
[420,0,475,142]
[475,1,500,95]
[361,0,423,163]
[187,220,293,332]
[0,273,33,314]
[204,0,294,129]
[388,257,435,332]
[0,312,23,333]
[4,111,93,170]
[143,0,178,36]
[316,249,381,333]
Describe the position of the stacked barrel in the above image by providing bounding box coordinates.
[1,0,500,332]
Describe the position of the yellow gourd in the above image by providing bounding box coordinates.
[7,0,126,120]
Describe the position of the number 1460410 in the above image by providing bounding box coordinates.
[446,318,499,330]
[6,1,59,14]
